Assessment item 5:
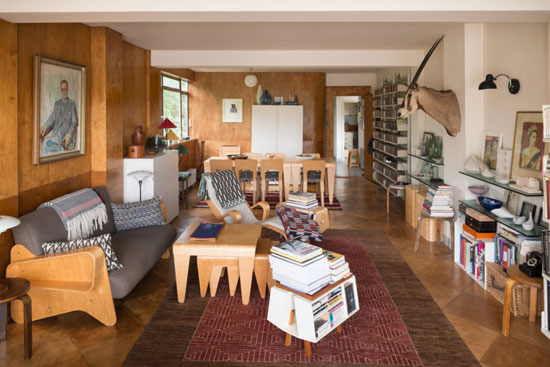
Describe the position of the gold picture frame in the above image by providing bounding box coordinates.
[32,55,86,165]
[511,111,547,180]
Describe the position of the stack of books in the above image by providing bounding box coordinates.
[325,250,350,283]
[423,182,453,217]
[269,240,330,294]
[286,192,318,210]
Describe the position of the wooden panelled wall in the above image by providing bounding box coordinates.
[0,21,156,276]
[192,72,326,159]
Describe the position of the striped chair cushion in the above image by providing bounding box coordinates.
[239,170,253,183]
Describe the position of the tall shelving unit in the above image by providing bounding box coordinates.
[372,74,410,197]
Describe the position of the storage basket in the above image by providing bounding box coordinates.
[486,263,544,317]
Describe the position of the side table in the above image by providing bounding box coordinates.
[0,278,32,359]
[502,264,543,336]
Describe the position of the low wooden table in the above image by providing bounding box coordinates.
[502,264,543,336]
[173,223,262,305]
[0,278,32,359]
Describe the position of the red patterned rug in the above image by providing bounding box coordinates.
[193,192,343,210]
[184,238,421,365]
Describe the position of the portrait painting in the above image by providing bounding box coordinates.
[481,131,502,170]
[222,98,243,123]
[33,55,86,165]
[511,112,548,180]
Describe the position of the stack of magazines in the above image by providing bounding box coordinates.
[286,192,318,210]
[269,239,330,294]
[324,251,350,282]
[422,182,453,217]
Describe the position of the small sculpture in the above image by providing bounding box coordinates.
[260,89,272,105]
[132,125,146,145]
[522,212,534,231]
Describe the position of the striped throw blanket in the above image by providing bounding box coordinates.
[39,188,108,240]
[198,170,246,209]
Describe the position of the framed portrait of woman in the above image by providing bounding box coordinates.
[511,111,548,179]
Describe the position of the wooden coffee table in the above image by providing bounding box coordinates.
[173,223,262,305]
[0,278,32,359]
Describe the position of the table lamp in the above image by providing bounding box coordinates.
[127,170,153,201]
[0,215,20,294]
[165,130,180,142]
[158,118,177,139]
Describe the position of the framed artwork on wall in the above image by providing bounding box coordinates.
[222,98,243,123]
[511,111,548,179]
[32,55,86,165]
[481,131,502,170]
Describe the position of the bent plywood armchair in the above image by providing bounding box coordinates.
[7,244,117,326]
[6,186,176,327]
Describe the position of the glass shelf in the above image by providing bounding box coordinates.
[407,173,433,186]
[459,171,543,197]
[459,200,543,237]
[409,154,444,166]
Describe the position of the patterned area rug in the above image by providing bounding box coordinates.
[123,230,479,367]
[184,238,421,365]
[193,192,343,210]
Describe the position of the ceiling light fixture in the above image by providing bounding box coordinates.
[244,69,258,88]
[478,73,520,94]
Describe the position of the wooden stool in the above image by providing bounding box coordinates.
[501,264,543,336]
[0,278,32,359]
[414,212,454,254]
[201,238,274,298]
[386,184,406,213]
[347,149,360,168]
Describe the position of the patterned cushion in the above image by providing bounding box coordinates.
[264,170,280,184]
[112,196,165,232]
[307,170,322,183]
[276,206,322,242]
[239,170,253,183]
[41,233,123,271]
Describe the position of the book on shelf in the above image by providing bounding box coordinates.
[324,250,346,268]
[189,223,224,242]
[272,272,331,294]
[344,281,357,314]
[271,239,323,263]
[459,234,486,282]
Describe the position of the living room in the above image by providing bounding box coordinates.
[1,2,550,366]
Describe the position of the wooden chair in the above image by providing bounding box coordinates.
[302,160,326,207]
[220,145,240,157]
[348,149,360,168]
[260,159,284,204]
[243,152,262,161]
[234,159,260,205]
[210,159,234,172]
[266,153,286,160]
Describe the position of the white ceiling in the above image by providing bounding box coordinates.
[91,22,461,51]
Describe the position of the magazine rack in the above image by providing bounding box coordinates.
[267,275,359,357]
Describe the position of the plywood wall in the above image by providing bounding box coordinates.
[193,72,325,159]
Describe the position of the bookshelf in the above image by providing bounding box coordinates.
[267,276,359,347]
[372,76,410,197]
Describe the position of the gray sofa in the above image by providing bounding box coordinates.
[12,186,176,299]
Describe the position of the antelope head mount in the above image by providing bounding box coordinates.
[397,36,461,137]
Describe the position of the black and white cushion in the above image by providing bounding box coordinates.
[112,196,165,232]
[239,170,253,183]
[42,233,123,271]
[307,170,322,183]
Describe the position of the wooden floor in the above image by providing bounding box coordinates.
[2,172,550,366]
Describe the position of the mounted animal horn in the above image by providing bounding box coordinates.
[397,36,461,137]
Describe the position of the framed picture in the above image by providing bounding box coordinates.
[481,131,502,170]
[422,131,435,144]
[496,148,512,178]
[505,191,521,216]
[511,111,548,179]
[519,200,537,221]
[33,55,86,165]
[222,98,243,123]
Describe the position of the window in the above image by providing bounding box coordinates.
[161,73,189,138]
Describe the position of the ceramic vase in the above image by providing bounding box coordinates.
[260,89,272,105]
[132,125,146,145]
[256,85,263,105]
[522,212,534,231]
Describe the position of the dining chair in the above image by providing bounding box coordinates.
[234,159,260,205]
[210,159,234,172]
[220,145,241,157]
[260,159,284,203]
[302,160,326,206]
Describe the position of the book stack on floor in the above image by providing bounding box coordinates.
[423,182,453,217]
[324,250,350,283]
[287,192,318,210]
[269,240,330,294]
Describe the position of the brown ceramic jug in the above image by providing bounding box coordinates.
[132,125,146,145]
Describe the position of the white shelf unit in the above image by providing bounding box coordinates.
[267,276,359,344]
[372,78,410,195]
[542,274,550,339]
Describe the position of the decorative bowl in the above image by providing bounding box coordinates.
[468,185,489,196]
[495,176,510,184]
[478,196,503,211]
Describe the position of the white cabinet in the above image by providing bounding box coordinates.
[123,150,179,223]
[251,105,303,158]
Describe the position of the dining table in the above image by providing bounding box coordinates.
[203,156,337,204]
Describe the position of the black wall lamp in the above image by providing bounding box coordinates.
[479,74,520,94]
